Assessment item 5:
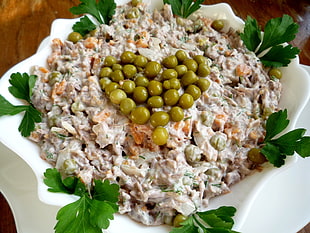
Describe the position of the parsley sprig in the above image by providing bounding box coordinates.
[0,72,41,137]
[70,0,116,36]
[240,15,300,67]
[260,109,310,167]
[170,206,239,233]
[163,0,204,18]
[44,168,120,233]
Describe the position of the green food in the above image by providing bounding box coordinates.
[122,80,136,94]
[170,206,239,233]
[99,67,113,78]
[67,32,83,43]
[211,19,224,31]
[259,109,310,167]
[240,15,300,67]
[268,68,282,79]
[144,61,161,78]
[43,168,119,233]
[120,98,136,115]
[147,96,164,108]
[183,59,198,72]
[70,0,116,36]
[163,0,204,19]
[0,72,42,137]
[148,80,163,96]
[120,51,137,64]
[150,111,170,127]
[152,126,169,145]
[130,106,150,124]
[123,64,137,79]
[169,106,184,122]
[133,86,148,103]
[178,93,194,109]
[109,89,127,104]
[163,89,180,106]
[162,55,178,68]
[110,70,124,82]
[185,84,201,100]
[104,56,117,67]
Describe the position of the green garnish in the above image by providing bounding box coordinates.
[70,0,116,36]
[163,0,204,18]
[0,72,41,137]
[170,206,239,233]
[240,15,300,67]
[44,168,120,233]
[261,109,310,167]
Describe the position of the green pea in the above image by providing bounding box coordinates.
[150,111,170,127]
[134,55,148,67]
[67,32,83,43]
[48,71,63,85]
[105,82,120,95]
[100,67,113,78]
[144,61,161,78]
[148,80,163,96]
[133,86,148,103]
[152,126,169,145]
[162,55,178,68]
[135,76,149,87]
[210,133,226,151]
[180,70,199,86]
[109,89,127,105]
[196,78,211,92]
[211,19,224,31]
[126,7,140,19]
[193,55,207,64]
[112,63,123,71]
[163,78,181,90]
[161,69,178,80]
[121,51,136,64]
[175,50,188,63]
[247,148,267,164]
[169,106,184,122]
[122,80,136,94]
[131,0,142,7]
[130,106,150,124]
[268,68,282,79]
[185,84,201,100]
[163,89,179,106]
[99,77,112,90]
[178,93,194,109]
[104,56,117,67]
[173,214,187,227]
[147,96,164,108]
[183,59,198,72]
[123,64,137,79]
[110,70,124,82]
[120,98,136,115]
[175,65,188,77]
[197,63,211,77]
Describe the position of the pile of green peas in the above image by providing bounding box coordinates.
[98,50,211,145]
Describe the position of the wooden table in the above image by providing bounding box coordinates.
[0,1,309,233]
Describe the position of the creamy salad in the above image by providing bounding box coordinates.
[29,2,281,226]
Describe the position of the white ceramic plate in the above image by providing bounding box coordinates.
[1,1,310,232]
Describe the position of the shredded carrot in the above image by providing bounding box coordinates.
[83,37,98,49]
[51,80,66,98]
[52,38,63,46]
[39,67,49,73]
[135,39,149,48]
[92,110,111,123]
[235,64,252,77]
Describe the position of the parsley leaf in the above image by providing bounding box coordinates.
[240,15,300,67]
[239,16,261,52]
[0,72,42,137]
[170,206,239,233]
[260,109,310,167]
[164,0,204,18]
[72,16,97,36]
[259,44,301,67]
[44,168,119,233]
[70,0,116,36]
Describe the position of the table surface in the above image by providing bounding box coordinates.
[0,0,309,233]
